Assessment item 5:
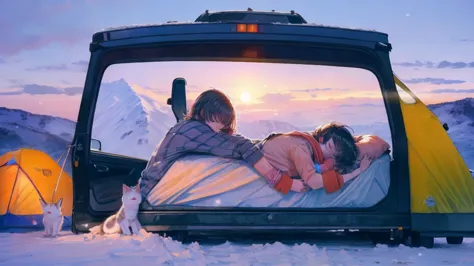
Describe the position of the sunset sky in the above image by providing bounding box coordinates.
[0,0,473,122]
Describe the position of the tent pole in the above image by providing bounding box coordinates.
[5,166,21,220]
[56,150,65,164]
[52,144,72,202]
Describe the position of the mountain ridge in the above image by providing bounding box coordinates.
[0,80,472,168]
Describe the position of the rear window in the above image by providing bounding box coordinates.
[91,60,395,209]
[91,61,393,208]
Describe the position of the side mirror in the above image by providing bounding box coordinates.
[91,139,102,151]
[167,78,187,123]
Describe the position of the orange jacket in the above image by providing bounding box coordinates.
[264,131,344,194]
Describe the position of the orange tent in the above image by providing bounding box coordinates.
[0,149,72,228]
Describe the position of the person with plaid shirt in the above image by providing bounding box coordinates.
[139,89,306,199]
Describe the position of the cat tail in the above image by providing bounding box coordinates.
[89,222,105,235]
[102,214,122,234]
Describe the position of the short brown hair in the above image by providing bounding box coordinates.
[185,89,236,134]
[312,122,359,172]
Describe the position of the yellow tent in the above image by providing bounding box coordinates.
[0,149,72,228]
[395,75,474,214]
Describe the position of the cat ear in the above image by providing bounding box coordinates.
[123,184,131,193]
[39,198,47,208]
[134,185,140,192]
[55,198,63,208]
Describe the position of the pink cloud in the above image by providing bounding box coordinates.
[257,93,294,104]
[0,30,89,57]
[0,2,90,57]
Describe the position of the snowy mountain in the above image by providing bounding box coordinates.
[428,97,474,169]
[0,107,76,174]
[90,79,175,160]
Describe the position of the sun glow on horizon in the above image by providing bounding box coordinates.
[240,91,252,104]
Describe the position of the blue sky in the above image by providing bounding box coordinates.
[0,0,473,120]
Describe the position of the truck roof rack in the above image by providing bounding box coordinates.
[194,9,308,24]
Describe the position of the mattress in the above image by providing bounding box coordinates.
[146,154,391,208]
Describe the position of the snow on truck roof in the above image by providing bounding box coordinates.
[92,9,389,45]
[99,21,380,34]
[202,9,299,14]
[92,21,388,45]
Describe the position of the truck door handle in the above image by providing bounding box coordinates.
[94,164,109,173]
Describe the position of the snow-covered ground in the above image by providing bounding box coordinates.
[0,230,473,265]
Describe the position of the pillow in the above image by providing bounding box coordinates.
[353,134,390,160]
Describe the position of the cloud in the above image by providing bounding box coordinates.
[71,60,89,68]
[287,88,348,98]
[0,28,90,58]
[428,88,474,94]
[0,84,83,96]
[339,103,383,108]
[460,39,474,42]
[393,60,433,68]
[291,88,332,92]
[393,60,474,69]
[258,93,294,104]
[0,2,91,57]
[145,84,203,95]
[437,61,474,69]
[403,77,466,85]
[26,60,88,72]
[290,88,348,93]
[26,64,69,71]
[0,58,5,64]
[8,79,21,85]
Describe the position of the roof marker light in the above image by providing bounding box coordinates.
[247,24,258,33]
[236,24,259,33]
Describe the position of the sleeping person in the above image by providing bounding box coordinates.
[257,122,373,194]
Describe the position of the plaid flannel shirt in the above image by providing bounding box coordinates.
[139,120,264,198]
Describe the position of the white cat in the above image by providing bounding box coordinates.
[39,198,64,238]
[89,184,143,236]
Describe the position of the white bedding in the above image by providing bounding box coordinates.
[146,154,391,208]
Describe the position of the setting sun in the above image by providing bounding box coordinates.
[240,92,252,103]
